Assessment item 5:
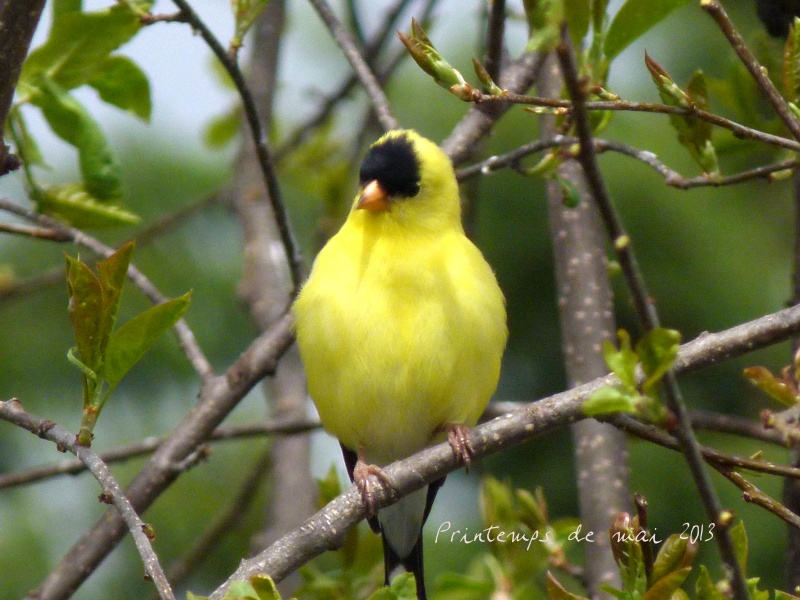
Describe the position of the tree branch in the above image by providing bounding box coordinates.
[210,297,800,597]
[469,93,800,153]
[555,24,749,600]
[0,399,175,600]
[307,0,399,132]
[701,0,800,142]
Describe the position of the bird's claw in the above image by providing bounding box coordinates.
[444,423,475,472]
[353,460,393,516]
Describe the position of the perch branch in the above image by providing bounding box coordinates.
[211,296,800,597]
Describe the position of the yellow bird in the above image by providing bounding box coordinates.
[292,129,507,599]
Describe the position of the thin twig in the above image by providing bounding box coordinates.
[0,417,320,490]
[0,264,63,301]
[307,0,400,132]
[720,468,800,529]
[0,399,175,600]
[0,198,215,382]
[701,0,800,142]
[471,92,800,153]
[555,24,750,600]
[130,193,219,248]
[31,313,295,599]
[275,0,424,161]
[0,221,72,241]
[484,0,505,81]
[612,414,800,529]
[456,135,800,188]
[167,0,303,294]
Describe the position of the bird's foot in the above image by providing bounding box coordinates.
[353,456,394,516]
[443,423,475,472]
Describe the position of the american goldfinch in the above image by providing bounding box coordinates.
[293,129,507,599]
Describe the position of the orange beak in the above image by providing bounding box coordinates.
[356,180,390,212]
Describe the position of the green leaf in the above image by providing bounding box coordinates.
[583,385,638,416]
[96,241,135,348]
[695,566,726,600]
[34,184,139,229]
[224,580,260,600]
[776,591,800,600]
[565,0,591,45]
[249,575,282,600]
[515,487,547,530]
[32,79,125,201]
[636,328,680,394]
[66,255,105,373]
[232,0,270,49]
[88,55,152,121]
[729,521,747,571]
[523,0,563,55]
[204,106,243,148]
[389,572,418,599]
[651,534,696,584]
[365,573,417,599]
[743,366,799,406]
[104,291,192,393]
[547,571,590,600]
[398,19,473,100]
[605,0,692,60]
[20,4,145,93]
[642,567,691,600]
[603,330,637,390]
[785,18,800,102]
[52,0,83,22]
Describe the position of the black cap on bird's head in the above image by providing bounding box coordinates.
[357,132,421,212]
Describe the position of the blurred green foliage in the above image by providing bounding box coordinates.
[1,0,800,598]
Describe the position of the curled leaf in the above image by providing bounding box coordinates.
[398,19,473,99]
[744,366,799,406]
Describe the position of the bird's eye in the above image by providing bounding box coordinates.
[359,135,421,198]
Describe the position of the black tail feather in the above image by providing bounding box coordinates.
[341,443,448,599]
[382,528,426,599]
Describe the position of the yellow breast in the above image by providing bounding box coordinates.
[293,214,506,466]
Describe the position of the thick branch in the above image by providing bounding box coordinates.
[211,297,800,597]
[0,0,46,175]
